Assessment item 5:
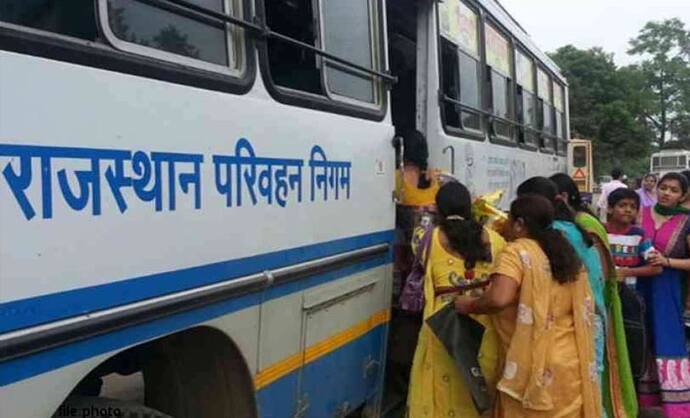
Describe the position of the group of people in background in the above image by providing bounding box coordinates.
[391,130,690,418]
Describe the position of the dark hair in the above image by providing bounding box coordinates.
[608,188,640,209]
[611,168,623,180]
[401,130,431,189]
[549,173,594,215]
[681,170,690,186]
[517,177,593,247]
[659,172,689,195]
[436,182,491,269]
[643,173,657,181]
[510,195,583,284]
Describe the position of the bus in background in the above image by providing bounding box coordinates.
[650,148,690,177]
[568,139,594,200]
[0,0,568,417]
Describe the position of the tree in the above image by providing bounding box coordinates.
[153,25,200,59]
[629,18,690,146]
[549,46,654,177]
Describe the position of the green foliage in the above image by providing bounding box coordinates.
[629,18,690,146]
[549,18,690,179]
[549,47,653,178]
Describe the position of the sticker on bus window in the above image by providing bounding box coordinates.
[439,0,479,57]
[486,25,510,76]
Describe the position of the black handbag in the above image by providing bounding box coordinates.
[425,304,490,413]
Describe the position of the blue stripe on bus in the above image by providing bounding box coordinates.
[256,324,387,418]
[0,255,390,386]
[0,230,394,334]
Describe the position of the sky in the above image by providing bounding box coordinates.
[498,0,690,67]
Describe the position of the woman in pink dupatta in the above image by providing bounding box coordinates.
[637,173,690,417]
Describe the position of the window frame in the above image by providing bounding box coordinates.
[553,81,567,156]
[536,65,556,154]
[484,18,516,146]
[514,48,539,151]
[255,0,388,121]
[436,0,487,142]
[436,0,567,151]
[98,0,245,77]
[0,0,256,95]
[316,0,382,109]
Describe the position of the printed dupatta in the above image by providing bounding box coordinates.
[495,240,602,417]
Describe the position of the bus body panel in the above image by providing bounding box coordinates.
[0,49,394,323]
[0,46,394,417]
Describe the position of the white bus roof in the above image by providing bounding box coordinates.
[478,0,568,85]
[652,149,690,156]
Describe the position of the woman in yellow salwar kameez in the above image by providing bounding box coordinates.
[407,182,505,418]
[456,195,603,418]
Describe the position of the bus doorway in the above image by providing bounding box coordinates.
[384,1,422,417]
[388,0,419,136]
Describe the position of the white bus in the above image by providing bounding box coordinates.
[0,1,568,417]
[650,148,690,177]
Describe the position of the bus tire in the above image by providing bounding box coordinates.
[142,327,257,418]
[53,396,172,418]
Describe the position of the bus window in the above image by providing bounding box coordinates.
[101,0,244,74]
[264,0,382,107]
[0,0,97,40]
[652,156,660,171]
[321,0,377,103]
[554,81,567,155]
[106,0,234,67]
[680,155,687,168]
[265,0,322,95]
[537,67,555,151]
[515,49,538,147]
[485,23,515,142]
[439,0,483,135]
[573,145,587,168]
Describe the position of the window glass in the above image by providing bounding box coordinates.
[573,146,587,168]
[0,0,97,40]
[522,91,536,127]
[537,68,551,102]
[492,75,509,119]
[107,0,230,67]
[652,157,660,170]
[555,110,564,138]
[516,50,534,91]
[660,156,677,168]
[485,24,510,76]
[265,0,322,95]
[553,82,564,111]
[459,51,481,110]
[542,105,554,135]
[680,155,687,167]
[439,0,479,57]
[439,1,483,133]
[322,0,375,103]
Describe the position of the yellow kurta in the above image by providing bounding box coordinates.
[491,239,602,418]
[395,170,440,207]
[407,227,506,418]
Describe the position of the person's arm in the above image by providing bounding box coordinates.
[648,252,690,271]
[617,265,663,278]
[454,274,519,315]
[596,185,608,210]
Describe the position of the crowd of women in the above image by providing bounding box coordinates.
[392,131,690,418]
